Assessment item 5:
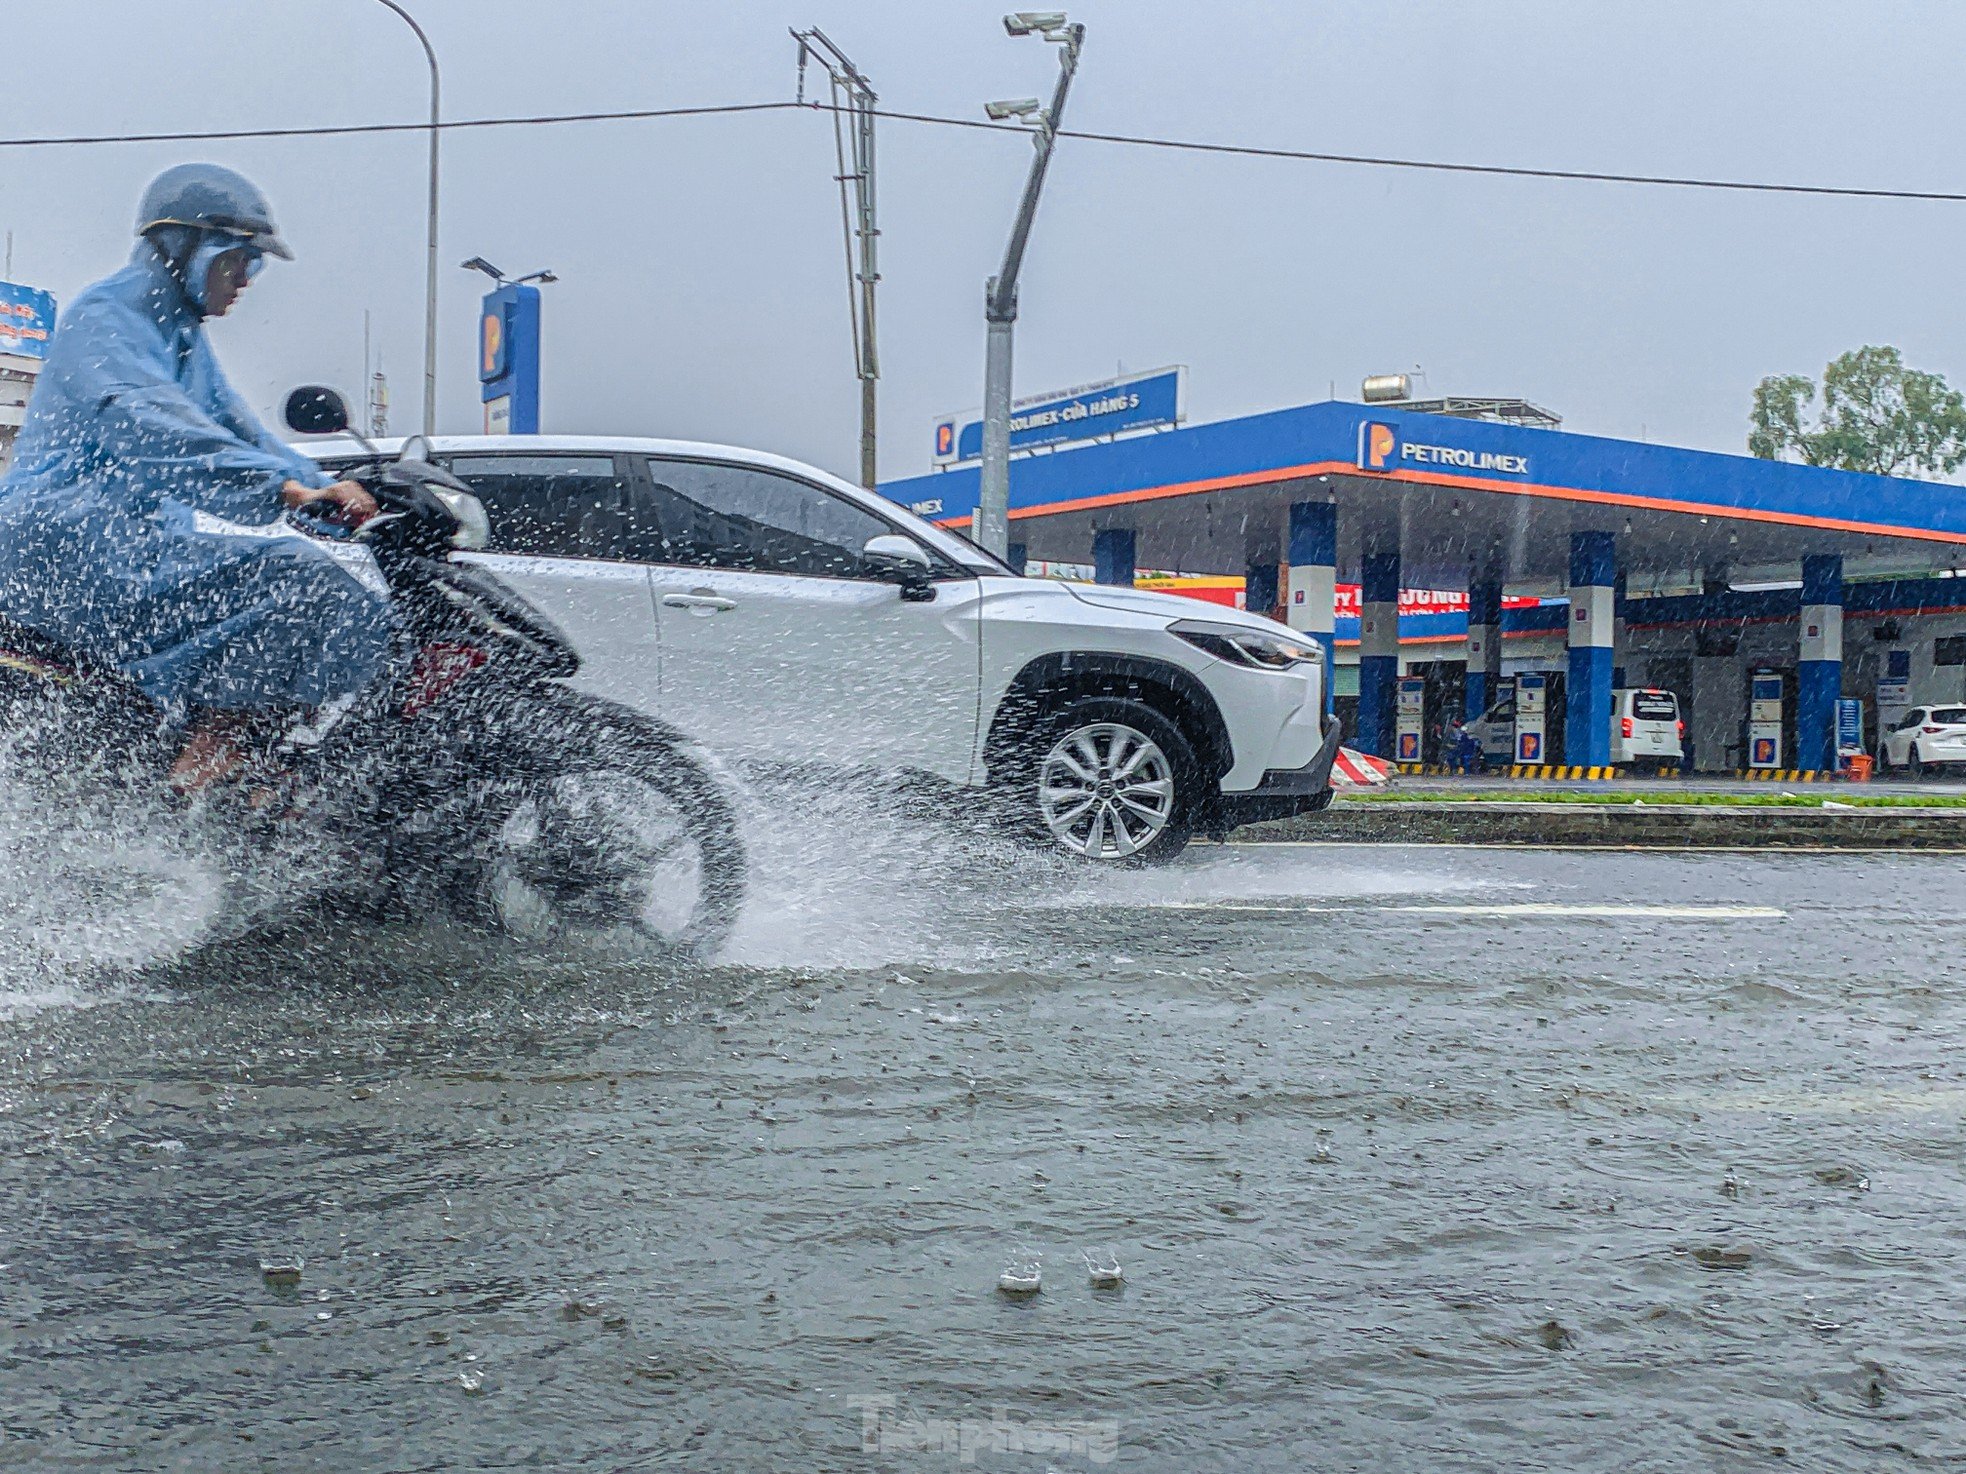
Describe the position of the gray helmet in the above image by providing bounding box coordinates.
[135,163,293,260]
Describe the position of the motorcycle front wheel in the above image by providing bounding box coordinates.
[463,701,746,960]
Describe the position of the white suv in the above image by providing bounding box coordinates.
[308,436,1341,862]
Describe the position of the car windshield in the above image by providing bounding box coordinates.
[934,521,1019,575]
[1932,708,1966,724]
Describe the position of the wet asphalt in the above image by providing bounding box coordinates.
[3,834,1964,1471]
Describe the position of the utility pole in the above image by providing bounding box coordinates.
[371,1,441,436]
[976,12,1084,559]
[794,28,880,488]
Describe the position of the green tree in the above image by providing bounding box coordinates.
[1748,345,1966,477]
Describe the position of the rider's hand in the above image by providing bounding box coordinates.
[283,478,380,527]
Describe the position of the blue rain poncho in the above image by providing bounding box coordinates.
[0,238,395,714]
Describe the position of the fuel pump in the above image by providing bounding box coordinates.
[1748,670,1783,770]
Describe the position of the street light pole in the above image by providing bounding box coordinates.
[373,0,441,437]
[976,14,1084,559]
[793,28,880,488]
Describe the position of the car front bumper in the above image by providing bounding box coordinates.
[1212,712,1345,828]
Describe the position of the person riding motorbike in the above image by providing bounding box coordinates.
[0,163,394,797]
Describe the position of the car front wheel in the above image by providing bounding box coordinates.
[1009,696,1201,864]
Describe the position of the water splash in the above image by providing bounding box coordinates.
[717,771,1507,970]
[0,738,224,1015]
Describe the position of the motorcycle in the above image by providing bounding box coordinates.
[0,386,746,958]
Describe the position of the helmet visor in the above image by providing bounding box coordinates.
[141,216,293,261]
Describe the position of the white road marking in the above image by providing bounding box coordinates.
[1398,903,1785,919]
[1154,901,1786,919]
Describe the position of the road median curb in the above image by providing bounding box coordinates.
[1240,801,1966,849]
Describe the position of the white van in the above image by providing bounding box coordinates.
[1611,688,1683,769]
[1465,698,1517,763]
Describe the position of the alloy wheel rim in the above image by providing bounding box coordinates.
[1038,722,1176,859]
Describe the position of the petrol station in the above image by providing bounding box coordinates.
[883,385,1966,776]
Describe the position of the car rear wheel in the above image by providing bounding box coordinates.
[1911,744,1927,780]
[1005,696,1201,864]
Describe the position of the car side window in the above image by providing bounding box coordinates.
[638,458,903,580]
[444,454,646,560]
[1898,709,1926,731]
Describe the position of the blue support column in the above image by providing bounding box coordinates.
[1285,501,1337,711]
[1566,531,1616,768]
[1007,541,1028,576]
[1092,528,1135,587]
[1244,559,1280,621]
[1798,553,1844,772]
[1357,548,1400,757]
[1465,577,1503,719]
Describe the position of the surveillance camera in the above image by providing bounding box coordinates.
[1004,10,1067,36]
[985,97,1042,120]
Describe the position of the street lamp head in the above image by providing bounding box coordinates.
[985,97,1043,121]
[1004,10,1068,36]
[514,269,559,286]
[460,256,504,283]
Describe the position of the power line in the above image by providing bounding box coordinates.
[0,96,1960,205]
[864,107,1966,204]
[0,100,801,148]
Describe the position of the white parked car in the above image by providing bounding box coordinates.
[306,436,1342,862]
[1880,705,1966,776]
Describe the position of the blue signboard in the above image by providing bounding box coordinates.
[0,281,57,361]
[933,366,1184,466]
[478,283,541,434]
[1835,697,1863,755]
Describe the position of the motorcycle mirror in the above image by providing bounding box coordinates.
[284,385,351,436]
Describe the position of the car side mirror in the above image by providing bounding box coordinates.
[862,534,935,600]
[284,385,350,436]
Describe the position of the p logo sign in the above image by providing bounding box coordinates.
[1358,421,1397,470]
[480,310,506,381]
[935,422,955,458]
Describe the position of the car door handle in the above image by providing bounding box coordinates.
[661,591,737,613]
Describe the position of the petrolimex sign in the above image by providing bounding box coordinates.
[1356,419,1531,478]
[933,365,1186,467]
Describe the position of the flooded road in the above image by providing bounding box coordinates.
[4,831,1965,1470]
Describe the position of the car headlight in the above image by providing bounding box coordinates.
[1171,619,1323,671]
[434,488,491,550]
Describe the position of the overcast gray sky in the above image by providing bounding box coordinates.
[3,2,1961,484]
